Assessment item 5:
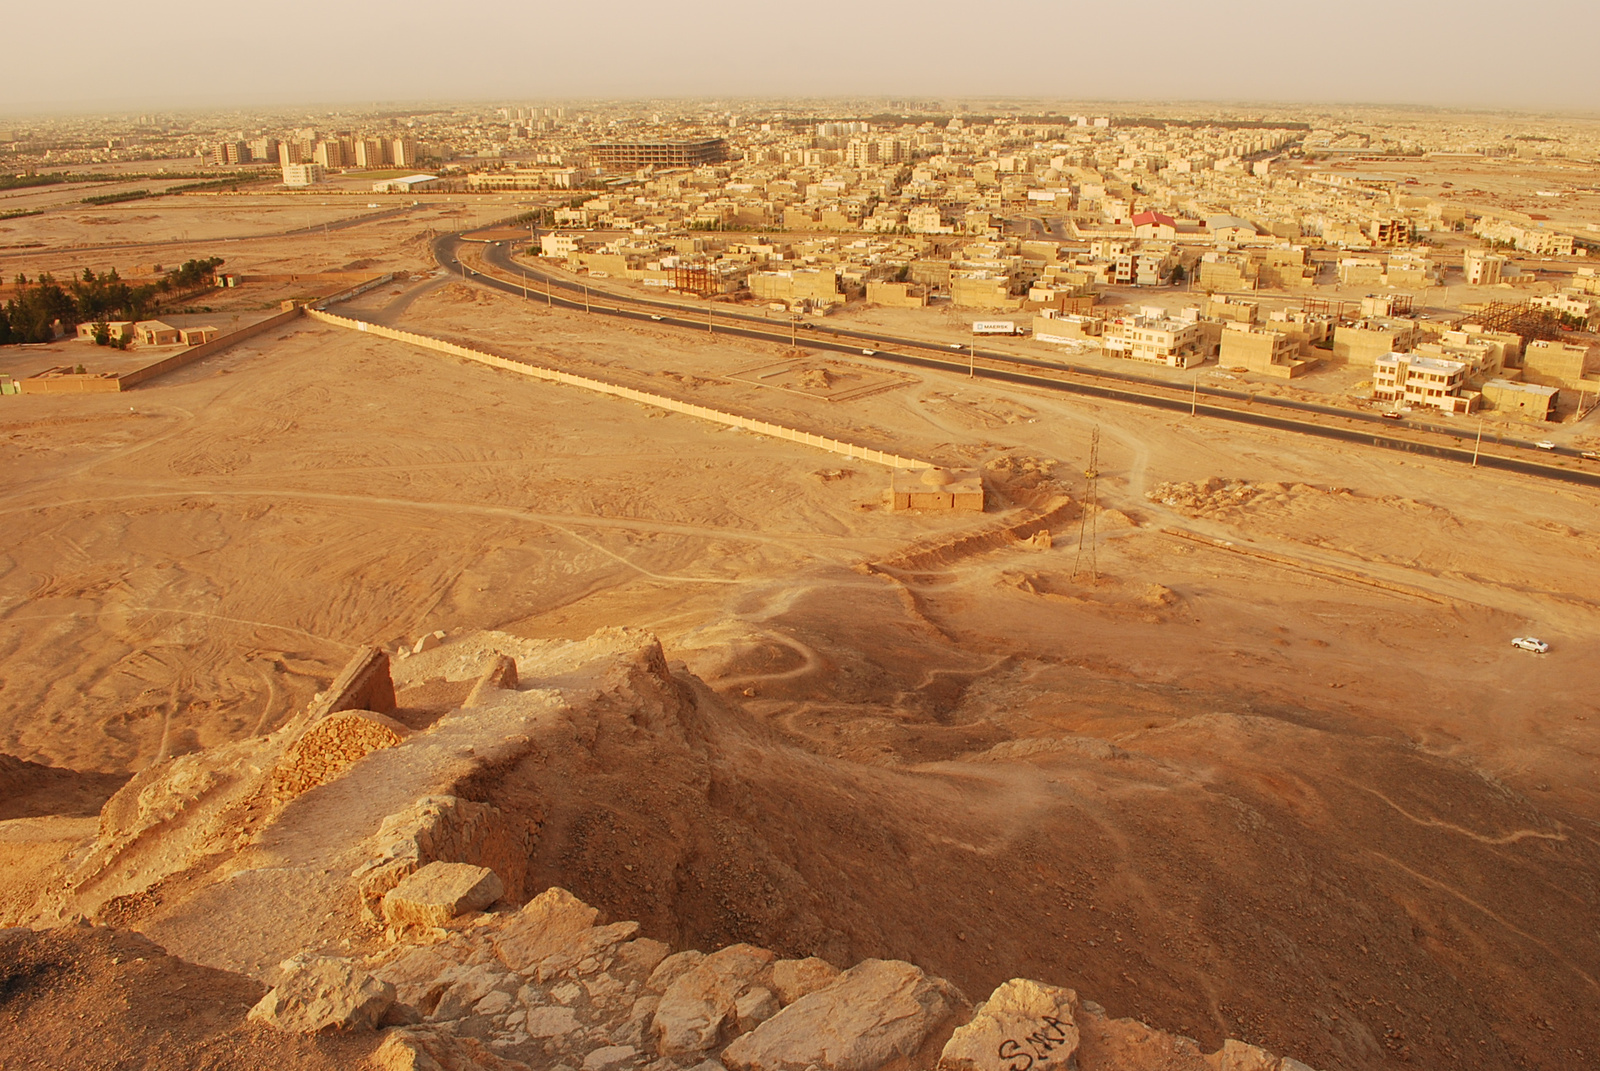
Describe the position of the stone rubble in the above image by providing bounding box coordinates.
[242,882,1323,1071]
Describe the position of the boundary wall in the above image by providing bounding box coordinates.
[15,307,305,395]
[118,306,305,389]
[303,308,931,470]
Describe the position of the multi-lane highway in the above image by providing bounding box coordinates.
[433,233,1600,489]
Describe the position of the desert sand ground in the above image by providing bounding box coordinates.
[2,210,1599,1070]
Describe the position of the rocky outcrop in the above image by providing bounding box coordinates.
[246,955,396,1033]
[295,645,398,730]
[356,795,537,919]
[382,862,505,929]
[252,884,1318,1071]
[939,979,1078,1071]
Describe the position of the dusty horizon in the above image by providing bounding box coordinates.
[5,0,1599,115]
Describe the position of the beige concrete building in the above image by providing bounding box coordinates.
[1368,218,1414,246]
[1103,314,1205,369]
[1218,322,1316,378]
[1384,253,1436,289]
[1256,246,1316,289]
[1480,378,1558,422]
[1338,257,1386,287]
[135,320,180,347]
[749,267,843,308]
[951,271,1022,311]
[1464,250,1505,286]
[865,281,927,307]
[1332,318,1421,365]
[281,162,325,187]
[1372,352,1474,414]
[1031,311,1103,344]
[1197,251,1257,291]
[1205,295,1257,323]
[1521,339,1600,394]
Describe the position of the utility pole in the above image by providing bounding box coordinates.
[1073,427,1101,583]
[968,339,975,379]
[584,284,590,313]
[1191,371,1198,416]
[1472,418,1484,467]
[546,274,552,307]
[708,306,714,335]
[790,316,796,347]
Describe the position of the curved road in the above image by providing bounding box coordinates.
[432,233,1600,490]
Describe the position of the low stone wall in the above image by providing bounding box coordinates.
[18,370,123,395]
[117,306,305,390]
[303,308,931,471]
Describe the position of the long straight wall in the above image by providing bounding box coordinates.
[303,309,930,471]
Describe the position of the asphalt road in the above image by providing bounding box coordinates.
[433,234,1600,490]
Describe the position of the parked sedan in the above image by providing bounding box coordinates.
[1511,636,1550,654]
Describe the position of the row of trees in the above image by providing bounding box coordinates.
[0,258,223,346]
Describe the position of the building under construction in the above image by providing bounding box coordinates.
[588,138,730,170]
[1467,301,1567,345]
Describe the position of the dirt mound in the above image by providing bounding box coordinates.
[0,925,370,1070]
[983,454,1070,507]
[0,754,127,821]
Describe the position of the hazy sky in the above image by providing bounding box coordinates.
[6,0,1599,116]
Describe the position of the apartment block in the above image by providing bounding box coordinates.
[1464,250,1505,286]
[1032,311,1103,344]
[281,162,325,187]
[1332,318,1420,365]
[1338,257,1386,287]
[589,138,730,169]
[1197,251,1257,291]
[951,271,1022,311]
[1218,322,1314,378]
[1521,339,1600,393]
[1103,314,1206,369]
[1372,352,1473,414]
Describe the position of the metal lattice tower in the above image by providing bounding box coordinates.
[1073,427,1100,583]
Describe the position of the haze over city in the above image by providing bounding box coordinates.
[3,3,1600,1070]
[5,0,1600,112]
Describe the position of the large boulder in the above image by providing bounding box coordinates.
[770,957,840,1005]
[939,979,1079,1071]
[382,862,504,929]
[493,886,600,972]
[720,958,961,1071]
[651,943,775,1057]
[247,956,395,1033]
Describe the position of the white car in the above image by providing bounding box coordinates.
[1511,637,1550,654]
[1535,441,1556,450]
[861,348,876,356]
[649,314,663,321]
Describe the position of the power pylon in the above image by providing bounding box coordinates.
[1073,426,1100,583]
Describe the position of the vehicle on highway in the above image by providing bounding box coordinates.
[1380,412,1403,420]
[950,343,964,350]
[861,349,876,356]
[1511,636,1550,654]
[649,314,663,321]
[1582,451,1599,460]
[1535,440,1556,450]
